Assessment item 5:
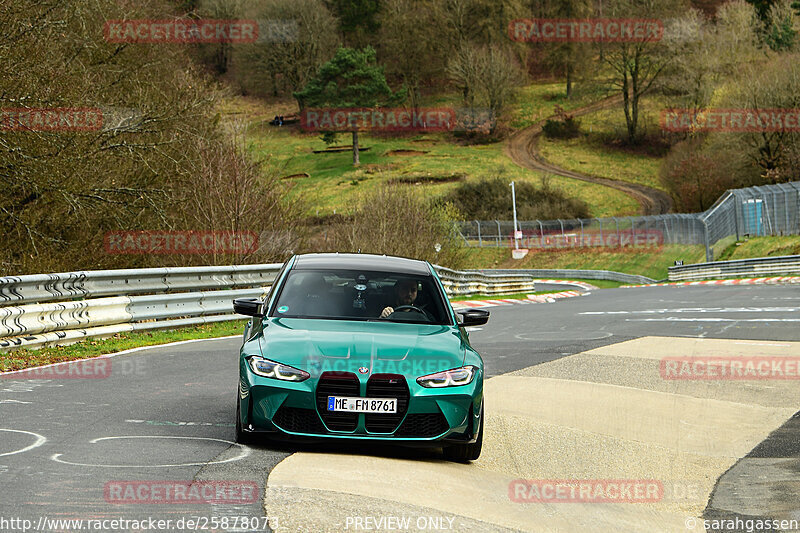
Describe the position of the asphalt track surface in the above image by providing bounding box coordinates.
[1,284,799,532]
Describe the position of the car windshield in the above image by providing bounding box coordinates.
[269,269,451,325]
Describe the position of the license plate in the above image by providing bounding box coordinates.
[327,396,398,413]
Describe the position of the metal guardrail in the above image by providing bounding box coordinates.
[0,264,540,351]
[668,255,800,281]
[434,266,537,296]
[471,269,656,286]
[0,265,282,307]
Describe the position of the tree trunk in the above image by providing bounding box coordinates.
[352,130,360,166]
[566,64,573,99]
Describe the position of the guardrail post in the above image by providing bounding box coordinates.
[495,220,501,247]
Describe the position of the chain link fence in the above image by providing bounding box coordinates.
[457,181,800,261]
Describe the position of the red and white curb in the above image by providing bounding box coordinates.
[621,276,800,288]
[452,291,583,310]
[532,279,598,291]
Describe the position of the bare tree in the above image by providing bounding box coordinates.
[447,43,523,131]
[542,0,594,98]
[176,123,304,265]
[378,0,450,109]
[602,0,688,143]
[233,0,339,100]
[662,1,762,115]
[0,0,304,273]
[194,0,247,74]
[714,53,800,177]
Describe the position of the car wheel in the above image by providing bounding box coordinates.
[235,396,256,445]
[443,405,483,462]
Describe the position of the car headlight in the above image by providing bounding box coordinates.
[417,366,478,388]
[248,356,309,382]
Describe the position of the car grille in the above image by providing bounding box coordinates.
[316,372,360,432]
[272,406,326,434]
[396,410,449,438]
[364,374,409,433]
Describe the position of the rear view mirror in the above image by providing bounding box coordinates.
[457,309,490,327]
[233,298,264,317]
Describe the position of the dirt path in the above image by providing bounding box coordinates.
[504,95,673,215]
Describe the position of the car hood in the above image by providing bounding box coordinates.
[257,318,466,378]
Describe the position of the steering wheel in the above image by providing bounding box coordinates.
[391,305,434,321]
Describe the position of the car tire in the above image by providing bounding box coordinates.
[443,405,483,462]
[235,396,256,445]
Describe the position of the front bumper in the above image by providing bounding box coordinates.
[238,363,483,445]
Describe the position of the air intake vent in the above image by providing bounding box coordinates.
[316,372,360,432]
[365,374,409,433]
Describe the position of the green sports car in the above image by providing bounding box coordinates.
[232,253,489,461]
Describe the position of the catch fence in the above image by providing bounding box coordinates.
[458,181,800,261]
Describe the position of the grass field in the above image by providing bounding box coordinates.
[537,95,670,192]
[463,244,707,281]
[720,235,800,261]
[222,94,639,219]
[510,82,613,130]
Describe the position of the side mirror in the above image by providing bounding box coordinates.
[233,298,264,317]
[457,309,490,327]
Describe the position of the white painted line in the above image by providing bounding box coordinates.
[626,318,800,322]
[50,435,250,468]
[0,429,47,457]
[582,307,800,315]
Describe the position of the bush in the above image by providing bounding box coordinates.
[442,177,590,221]
[336,185,466,268]
[542,117,581,139]
[659,139,742,212]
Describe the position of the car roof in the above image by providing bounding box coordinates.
[291,253,432,276]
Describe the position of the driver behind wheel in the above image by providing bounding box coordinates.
[380,278,419,318]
